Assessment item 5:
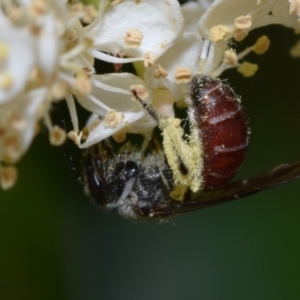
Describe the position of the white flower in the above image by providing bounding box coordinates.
[144,32,203,102]
[77,73,155,149]
[83,0,184,66]
[2,0,300,189]
[0,0,96,187]
[64,0,185,149]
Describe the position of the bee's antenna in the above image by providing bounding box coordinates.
[130,89,160,123]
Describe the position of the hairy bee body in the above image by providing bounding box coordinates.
[64,75,300,220]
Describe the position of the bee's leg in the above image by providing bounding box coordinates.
[83,147,108,205]
[61,121,85,184]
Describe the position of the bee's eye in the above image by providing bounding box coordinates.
[114,161,139,180]
[124,161,139,180]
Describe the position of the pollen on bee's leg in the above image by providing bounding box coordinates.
[160,117,203,196]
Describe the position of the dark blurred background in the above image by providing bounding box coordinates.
[1,13,300,300]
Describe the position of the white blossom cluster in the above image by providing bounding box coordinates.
[0,0,299,189]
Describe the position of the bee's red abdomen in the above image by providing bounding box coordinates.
[190,75,249,189]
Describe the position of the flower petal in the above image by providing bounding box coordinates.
[83,0,184,61]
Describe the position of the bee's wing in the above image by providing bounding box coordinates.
[151,161,300,217]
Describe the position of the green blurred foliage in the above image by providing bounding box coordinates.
[1,23,300,300]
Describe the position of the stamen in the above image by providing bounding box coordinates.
[104,110,125,128]
[252,35,270,54]
[224,49,238,65]
[89,49,142,64]
[153,65,168,79]
[49,126,67,146]
[234,16,252,29]
[0,166,18,190]
[209,25,231,43]
[3,135,21,163]
[130,85,148,100]
[144,52,155,67]
[124,29,144,48]
[112,125,131,143]
[60,38,93,62]
[237,62,258,77]
[290,0,300,15]
[174,67,191,84]
[65,94,79,133]
[68,130,82,146]
[29,0,49,17]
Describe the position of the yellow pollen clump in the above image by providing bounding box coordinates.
[290,0,300,15]
[130,84,149,100]
[153,65,168,79]
[237,62,258,77]
[67,130,82,146]
[159,117,203,194]
[174,67,191,84]
[0,71,14,90]
[104,110,125,128]
[224,49,238,65]
[49,125,67,146]
[124,29,143,48]
[0,43,9,61]
[209,25,231,43]
[0,166,18,190]
[252,35,270,54]
[234,15,252,29]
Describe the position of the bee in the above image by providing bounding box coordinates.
[64,75,300,220]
